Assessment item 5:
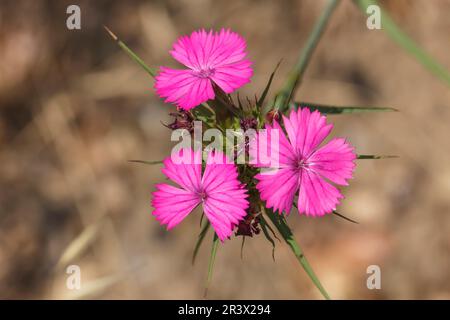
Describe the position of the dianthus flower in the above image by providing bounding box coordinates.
[155,29,253,110]
[151,148,249,241]
[253,108,356,216]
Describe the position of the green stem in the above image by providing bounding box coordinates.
[355,0,450,87]
[262,206,331,299]
[104,26,156,78]
[192,220,211,265]
[204,233,219,297]
[274,0,339,112]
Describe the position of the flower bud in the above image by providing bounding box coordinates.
[265,109,280,123]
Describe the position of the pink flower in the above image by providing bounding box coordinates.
[253,108,356,216]
[151,148,249,242]
[155,29,253,110]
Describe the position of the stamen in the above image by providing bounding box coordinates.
[296,157,310,170]
[198,191,208,201]
[194,68,215,78]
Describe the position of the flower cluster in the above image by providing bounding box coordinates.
[150,29,356,243]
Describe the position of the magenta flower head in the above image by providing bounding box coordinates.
[155,29,253,110]
[253,108,356,216]
[151,148,249,242]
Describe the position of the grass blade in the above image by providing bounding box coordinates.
[56,219,104,270]
[333,211,359,224]
[274,0,340,112]
[262,206,331,299]
[128,160,163,165]
[204,233,219,297]
[192,220,211,265]
[240,236,246,260]
[257,60,282,110]
[357,154,398,159]
[355,0,450,86]
[66,273,124,300]
[259,215,277,261]
[292,102,397,114]
[104,26,156,78]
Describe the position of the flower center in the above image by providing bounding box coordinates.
[194,67,215,78]
[198,191,208,201]
[295,157,310,170]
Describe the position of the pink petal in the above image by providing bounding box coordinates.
[282,112,299,150]
[170,30,212,69]
[203,191,248,242]
[249,122,296,168]
[255,168,299,214]
[170,29,249,70]
[201,150,249,241]
[209,60,253,93]
[308,138,356,186]
[297,169,344,217]
[154,67,215,110]
[202,151,237,192]
[286,108,333,157]
[207,29,249,68]
[151,184,200,229]
[161,148,202,193]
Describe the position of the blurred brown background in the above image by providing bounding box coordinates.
[0,0,449,299]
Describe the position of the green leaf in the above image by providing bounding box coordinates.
[259,215,277,261]
[104,26,156,78]
[292,102,397,114]
[257,60,282,110]
[192,220,210,265]
[128,160,163,165]
[354,0,450,86]
[204,233,219,297]
[262,206,331,299]
[357,154,398,159]
[274,0,340,112]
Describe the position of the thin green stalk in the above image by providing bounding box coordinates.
[258,60,282,112]
[204,233,219,297]
[274,0,339,112]
[292,102,398,114]
[259,215,277,261]
[355,0,450,87]
[240,236,246,260]
[128,160,162,165]
[333,211,359,224]
[357,154,398,159]
[262,206,331,299]
[192,220,211,265]
[104,26,156,78]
